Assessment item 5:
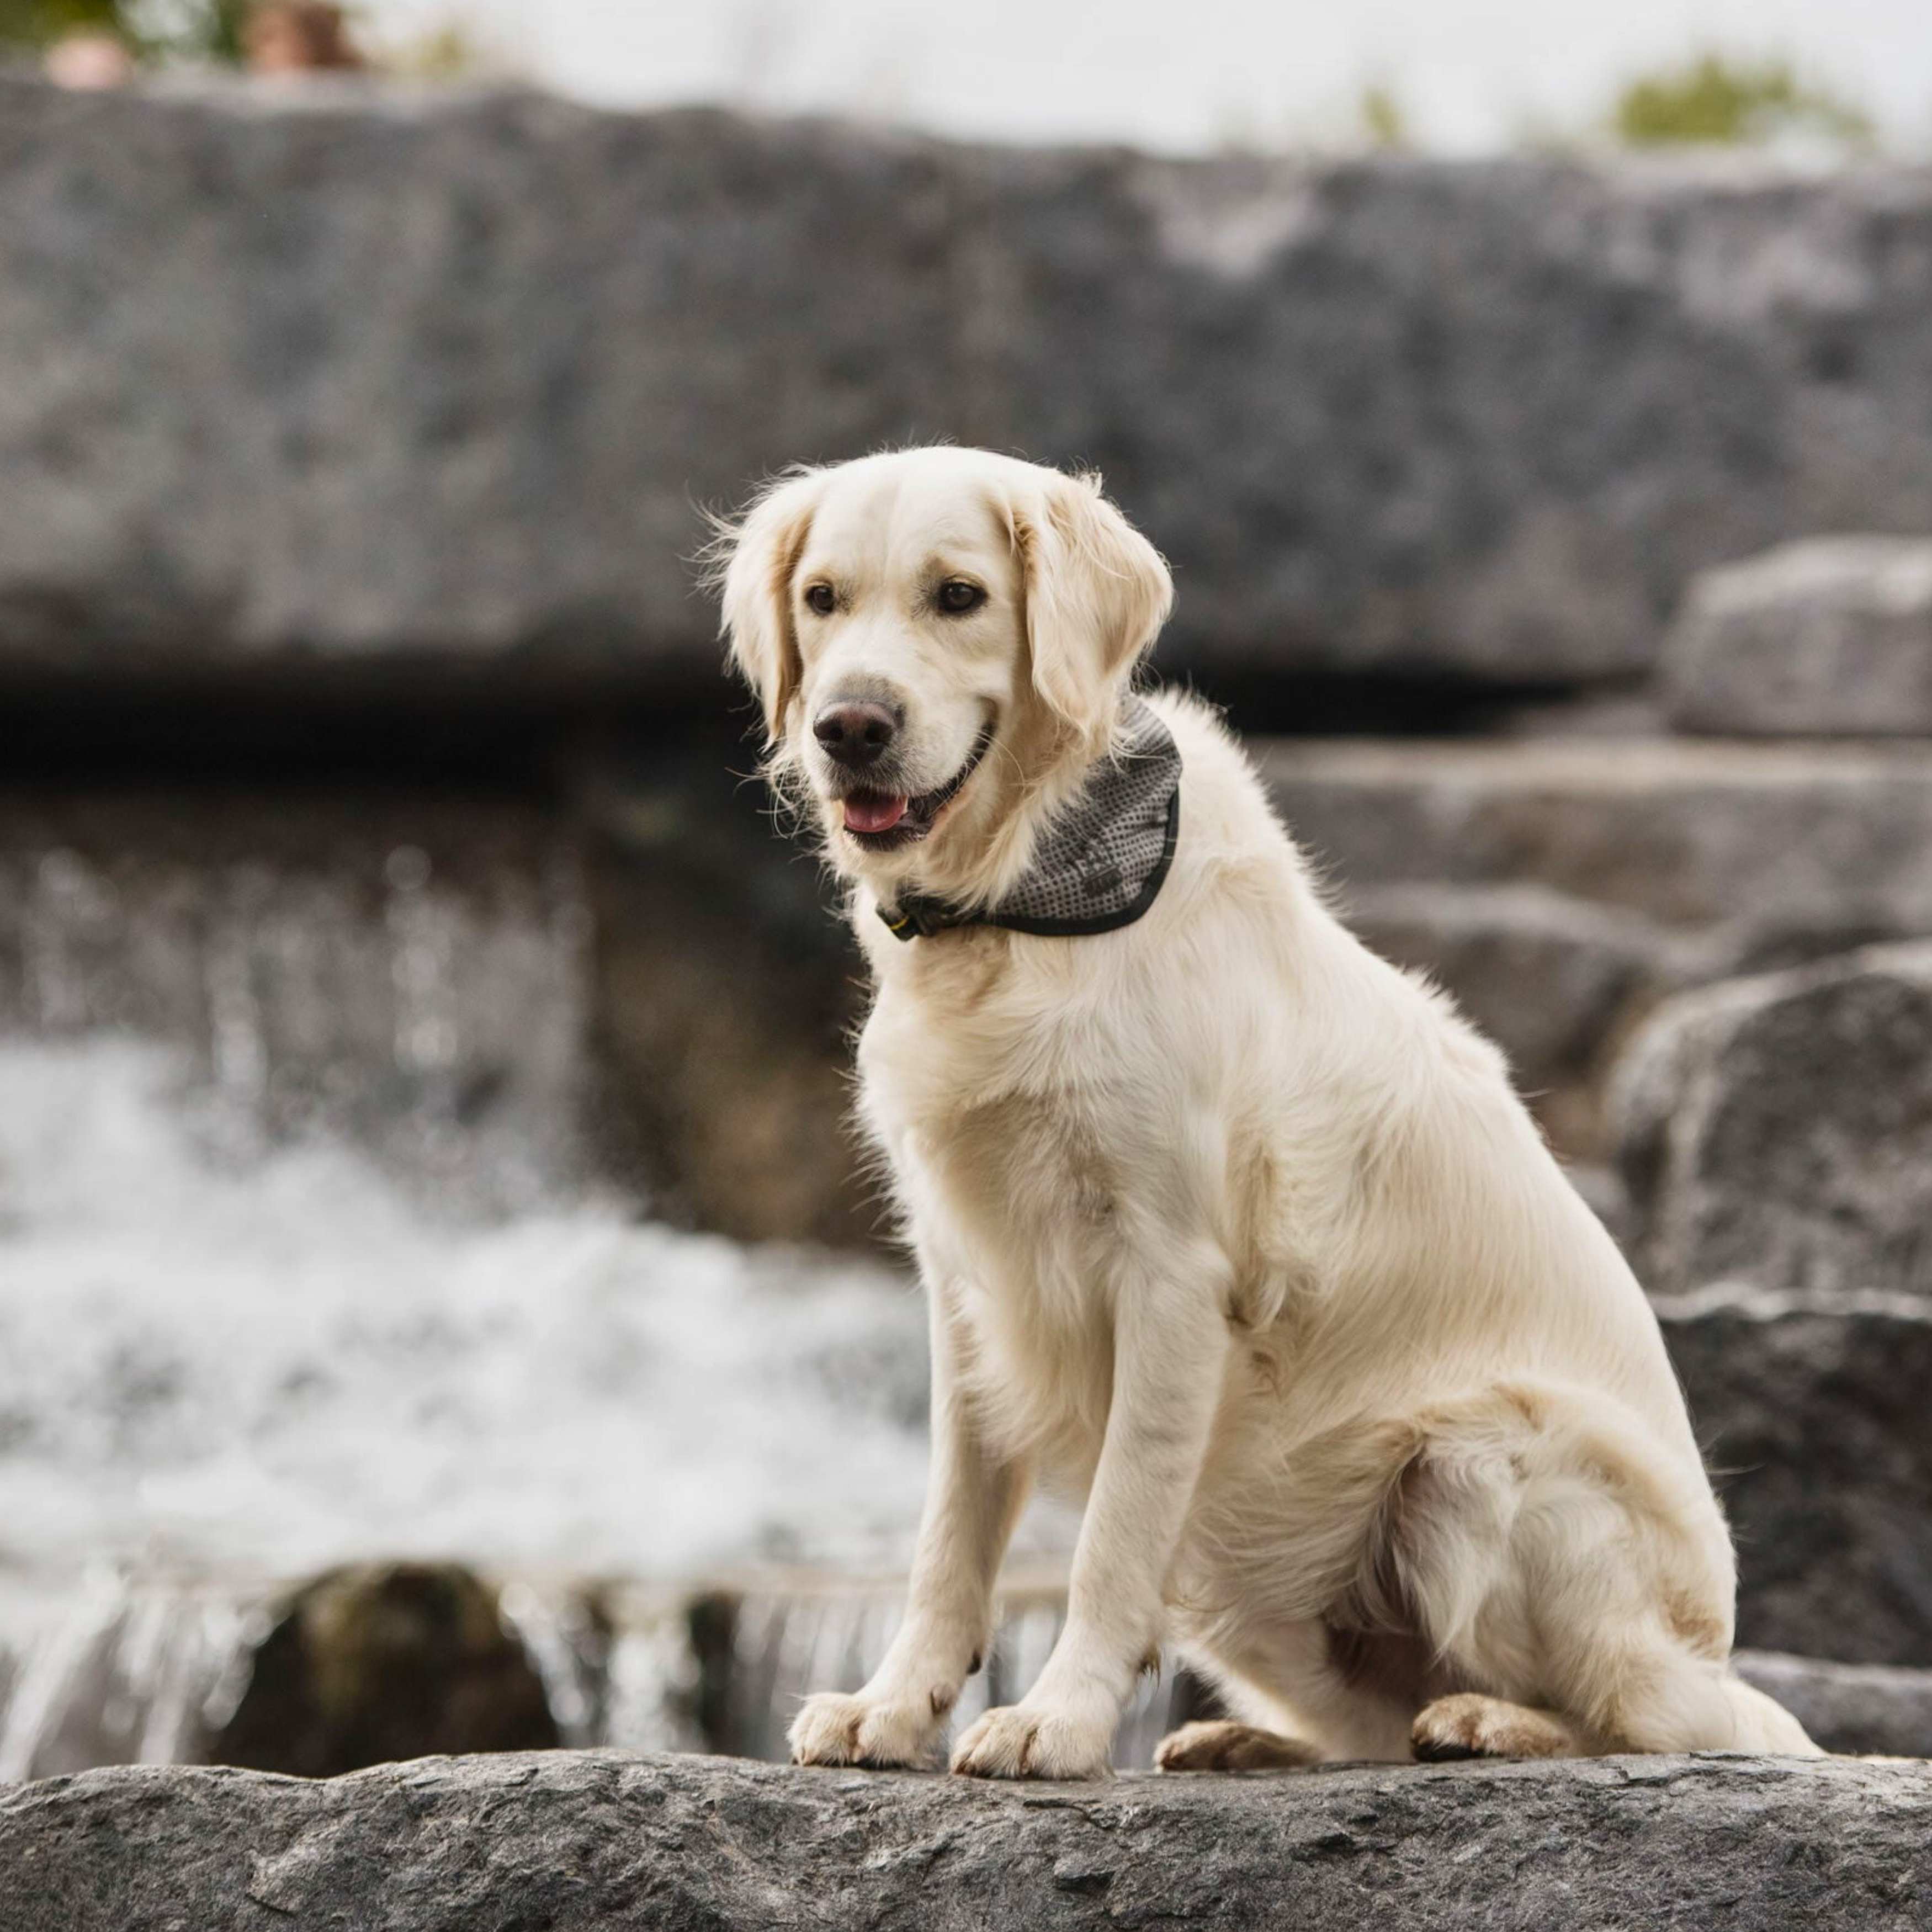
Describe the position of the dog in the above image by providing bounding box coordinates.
[713,445,1817,1778]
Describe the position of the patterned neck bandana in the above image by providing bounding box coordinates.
[877,696,1182,943]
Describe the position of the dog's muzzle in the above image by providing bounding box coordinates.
[838,721,996,850]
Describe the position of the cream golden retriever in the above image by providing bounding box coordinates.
[714,445,1816,1779]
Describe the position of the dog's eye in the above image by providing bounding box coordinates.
[803,582,836,616]
[937,580,986,615]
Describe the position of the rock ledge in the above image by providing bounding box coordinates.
[2,1749,1926,1930]
[8,77,1932,687]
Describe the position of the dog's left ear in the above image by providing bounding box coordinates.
[713,468,827,743]
[1013,470,1174,745]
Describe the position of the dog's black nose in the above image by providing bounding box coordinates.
[813,701,900,768]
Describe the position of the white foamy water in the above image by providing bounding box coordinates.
[0,1034,1101,1776]
[0,1037,933,1590]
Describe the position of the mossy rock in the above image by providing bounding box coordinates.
[209,1562,558,1777]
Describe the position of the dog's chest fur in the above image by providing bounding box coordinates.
[858,942,1160,1473]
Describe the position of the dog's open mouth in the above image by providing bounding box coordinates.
[841,722,995,851]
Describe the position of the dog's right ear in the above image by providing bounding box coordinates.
[712,469,825,743]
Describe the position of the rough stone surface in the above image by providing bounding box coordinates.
[1665,537,1932,736]
[1264,737,1932,944]
[6,78,1932,688]
[3,1750,1929,1932]
[1659,1287,1932,1665]
[1615,944,1932,1301]
[1735,1650,1932,1760]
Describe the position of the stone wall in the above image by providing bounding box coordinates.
[4,75,1932,688]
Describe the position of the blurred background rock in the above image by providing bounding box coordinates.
[0,0,1928,1781]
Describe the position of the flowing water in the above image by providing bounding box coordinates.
[0,1033,954,1777]
[0,804,1125,1779]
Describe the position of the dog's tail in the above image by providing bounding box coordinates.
[1720,1674,1823,1756]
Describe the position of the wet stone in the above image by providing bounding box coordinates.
[0,795,595,1214]
[209,1562,559,1779]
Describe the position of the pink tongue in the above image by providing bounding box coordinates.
[845,793,909,835]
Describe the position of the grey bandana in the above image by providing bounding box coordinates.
[878,697,1182,942]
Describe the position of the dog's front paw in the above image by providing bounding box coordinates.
[949,1702,1113,1780]
[788,1690,945,1769]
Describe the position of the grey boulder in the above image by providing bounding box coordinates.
[3,1749,1929,1932]
[1658,1286,1932,1665]
[1615,943,1932,1301]
[7,78,1932,688]
[1665,537,1932,737]
[1261,737,1932,943]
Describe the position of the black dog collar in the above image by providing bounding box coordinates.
[878,697,1181,943]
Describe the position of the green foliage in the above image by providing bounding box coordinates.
[1613,54,1873,148]
[0,0,121,47]
[383,19,483,79]
[1357,82,1409,152]
[0,0,251,59]
[118,0,251,60]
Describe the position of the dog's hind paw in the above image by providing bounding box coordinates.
[1411,1694,1582,1762]
[1155,1719,1321,1772]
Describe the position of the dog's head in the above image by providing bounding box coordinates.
[713,448,1172,906]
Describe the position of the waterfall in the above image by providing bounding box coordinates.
[709,1583,1183,1768]
[0,1036,957,1775]
[0,1575,262,1783]
[3,819,593,1211]
[0,809,1138,1779]
[0,1569,1190,1780]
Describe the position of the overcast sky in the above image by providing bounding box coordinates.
[360,0,1931,154]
